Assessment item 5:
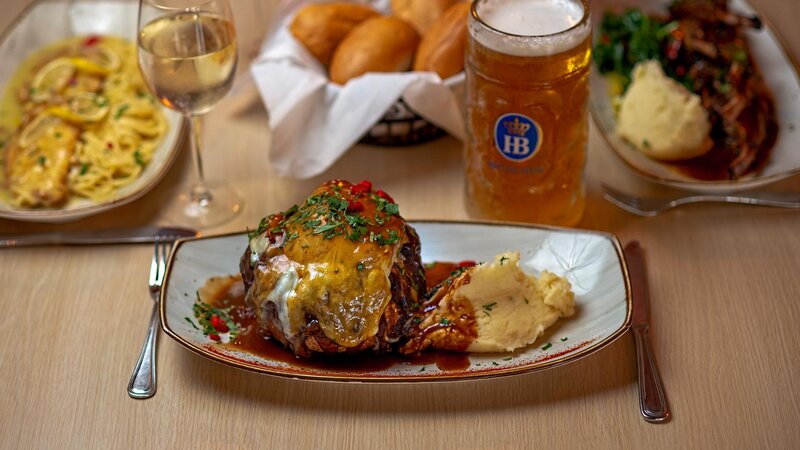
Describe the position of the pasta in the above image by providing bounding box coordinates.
[0,35,168,208]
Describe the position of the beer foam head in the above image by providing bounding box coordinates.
[470,0,590,57]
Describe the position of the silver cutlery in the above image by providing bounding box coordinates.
[624,241,670,423]
[603,184,800,217]
[0,226,197,248]
[127,239,171,399]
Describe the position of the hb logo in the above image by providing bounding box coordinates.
[494,113,541,162]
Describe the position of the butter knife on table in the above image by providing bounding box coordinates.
[625,241,671,423]
[0,226,198,248]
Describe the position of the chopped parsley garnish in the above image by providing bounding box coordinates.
[133,149,145,166]
[642,139,651,148]
[114,103,130,120]
[439,318,451,326]
[482,302,497,311]
[502,357,513,361]
[523,297,530,304]
[79,163,89,175]
[499,256,508,265]
[54,132,62,139]
[383,202,400,215]
[541,342,552,351]
[560,337,568,342]
[37,156,46,166]
[357,263,364,271]
[187,292,240,340]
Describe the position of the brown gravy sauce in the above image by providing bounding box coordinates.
[205,270,470,372]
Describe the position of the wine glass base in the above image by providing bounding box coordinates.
[169,181,242,229]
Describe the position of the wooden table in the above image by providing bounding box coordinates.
[2,0,799,448]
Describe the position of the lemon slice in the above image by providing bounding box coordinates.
[47,93,109,123]
[18,114,63,148]
[30,58,76,102]
[72,47,121,75]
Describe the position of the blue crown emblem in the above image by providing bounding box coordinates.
[494,113,541,161]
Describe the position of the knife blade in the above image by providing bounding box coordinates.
[624,241,671,423]
[0,226,198,248]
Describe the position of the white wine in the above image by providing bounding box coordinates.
[138,12,237,115]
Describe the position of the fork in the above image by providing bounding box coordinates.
[127,239,171,399]
[602,184,800,217]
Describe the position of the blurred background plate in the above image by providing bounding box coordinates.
[590,0,800,194]
[0,0,185,223]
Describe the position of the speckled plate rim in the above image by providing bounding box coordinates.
[0,0,187,223]
[590,0,800,194]
[160,220,633,384]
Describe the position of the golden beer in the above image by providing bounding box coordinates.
[465,0,591,226]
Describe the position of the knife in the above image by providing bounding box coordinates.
[624,241,671,423]
[0,226,198,248]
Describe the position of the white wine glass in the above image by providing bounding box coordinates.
[137,0,241,227]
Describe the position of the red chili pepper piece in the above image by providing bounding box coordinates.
[375,189,394,203]
[347,201,364,212]
[83,35,101,47]
[351,180,372,196]
[457,260,477,268]
[209,333,221,342]
[106,142,113,149]
[210,315,229,333]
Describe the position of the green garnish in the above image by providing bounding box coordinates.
[482,302,497,311]
[541,343,552,351]
[439,318,451,326]
[37,156,46,166]
[357,262,364,271]
[114,103,130,120]
[133,149,145,166]
[499,256,508,265]
[79,163,90,175]
[502,357,513,361]
[560,337,568,342]
[594,9,678,90]
[523,297,530,304]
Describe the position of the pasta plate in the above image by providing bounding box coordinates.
[0,0,185,223]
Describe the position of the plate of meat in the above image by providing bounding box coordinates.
[591,0,800,193]
[160,180,631,382]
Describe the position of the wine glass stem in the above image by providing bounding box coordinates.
[187,115,212,206]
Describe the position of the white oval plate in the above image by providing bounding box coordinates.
[591,0,800,194]
[0,0,185,223]
[161,221,632,383]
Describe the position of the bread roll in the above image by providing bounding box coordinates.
[289,2,379,66]
[329,16,420,85]
[391,0,458,35]
[414,1,470,78]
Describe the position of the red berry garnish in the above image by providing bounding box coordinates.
[347,201,364,212]
[351,180,372,196]
[209,333,221,342]
[211,314,229,333]
[84,35,101,47]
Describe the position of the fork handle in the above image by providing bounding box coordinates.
[633,325,670,423]
[127,302,159,399]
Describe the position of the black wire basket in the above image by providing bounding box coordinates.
[359,98,446,146]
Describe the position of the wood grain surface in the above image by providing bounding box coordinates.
[1,0,799,449]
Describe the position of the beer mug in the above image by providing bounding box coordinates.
[464,0,591,226]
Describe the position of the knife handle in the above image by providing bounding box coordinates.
[633,325,670,423]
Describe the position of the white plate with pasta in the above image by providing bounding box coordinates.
[0,0,185,223]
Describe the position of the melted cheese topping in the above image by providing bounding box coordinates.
[247,180,407,348]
